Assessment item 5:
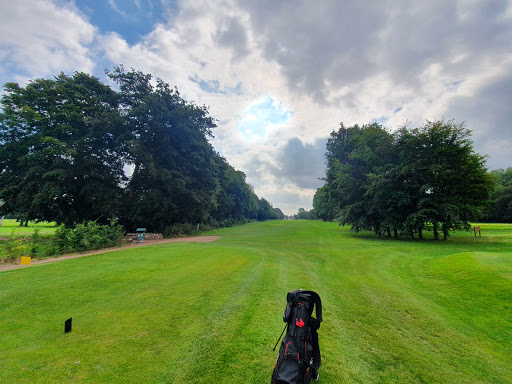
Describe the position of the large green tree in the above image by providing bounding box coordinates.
[0,73,127,226]
[1,68,285,231]
[396,120,493,239]
[107,67,220,231]
[325,122,395,232]
[319,119,493,239]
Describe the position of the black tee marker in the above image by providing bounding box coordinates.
[65,318,72,333]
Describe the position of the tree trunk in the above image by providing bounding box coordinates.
[418,227,423,239]
[0,216,4,226]
[393,228,398,238]
[387,228,391,238]
[433,223,439,240]
[443,231,448,240]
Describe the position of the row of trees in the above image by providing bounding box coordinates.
[313,121,494,239]
[294,207,317,220]
[481,168,512,222]
[0,68,284,232]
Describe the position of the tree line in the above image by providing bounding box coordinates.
[0,67,285,232]
[480,167,512,223]
[313,121,498,239]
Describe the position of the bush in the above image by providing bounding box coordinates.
[54,221,124,253]
[0,221,124,263]
[3,232,30,262]
[162,223,196,238]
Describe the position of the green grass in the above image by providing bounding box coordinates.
[0,219,58,236]
[1,221,511,383]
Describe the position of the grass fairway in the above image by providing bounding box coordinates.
[0,219,58,236]
[1,221,511,383]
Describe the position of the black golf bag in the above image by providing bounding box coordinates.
[271,290,322,384]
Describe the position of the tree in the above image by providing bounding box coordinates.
[0,73,127,226]
[273,207,286,220]
[1,68,286,231]
[324,122,394,232]
[256,198,276,221]
[211,157,260,222]
[107,67,219,231]
[481,168,512,222]
[312,185,334,221]
[317,119,493,239]
[294,208,317,220]
[396,120,493,239]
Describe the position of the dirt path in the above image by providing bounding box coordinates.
[0,236,221,272]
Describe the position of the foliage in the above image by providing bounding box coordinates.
[312,185,335,221]
[1,229,58,262]
[0,73,127,226]
[0,68,285,232]
[319,120,494,239]
[54,221,124,253]
[210,157,260,222]
[162,223,197,237]
[481,167,512,222]
[294,207,317,220]
[107,66,220,230]
[3,231,30,261]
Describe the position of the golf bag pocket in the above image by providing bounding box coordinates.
[272,353,301,384]
[272,340,311,384]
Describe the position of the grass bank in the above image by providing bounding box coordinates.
[1,221,511,383]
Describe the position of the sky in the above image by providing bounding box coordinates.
[1,0,511,215]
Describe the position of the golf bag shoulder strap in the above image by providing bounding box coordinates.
[301,290,322,323]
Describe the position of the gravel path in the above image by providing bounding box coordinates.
[0,236,221,272]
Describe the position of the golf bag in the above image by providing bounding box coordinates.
[271,290,322,384]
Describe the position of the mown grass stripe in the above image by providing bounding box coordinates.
[1,221,511,383]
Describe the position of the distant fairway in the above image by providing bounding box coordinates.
[0,219,58,236]
[1,221,511,383]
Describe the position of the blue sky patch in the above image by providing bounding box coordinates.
[189,76,242,95]
[238,97,293,141]
[76,0,176,45]
[372,116,388,124]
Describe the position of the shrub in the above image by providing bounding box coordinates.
[162,223,196,238]
[54,221,124,253]
[3,232,30,262]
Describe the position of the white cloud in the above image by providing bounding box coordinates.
[2,0,512,214]
[0,0,96,81]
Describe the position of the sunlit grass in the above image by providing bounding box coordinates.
[0,219,58,236]
[1,221,511,383]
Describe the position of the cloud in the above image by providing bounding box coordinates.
[237,1,512,104]
[446,69,512,170]
[0,0,96,84]
[214,16,250,60]
[2,0,512,214]
[238,97,293,141]
[274,138,326,190]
